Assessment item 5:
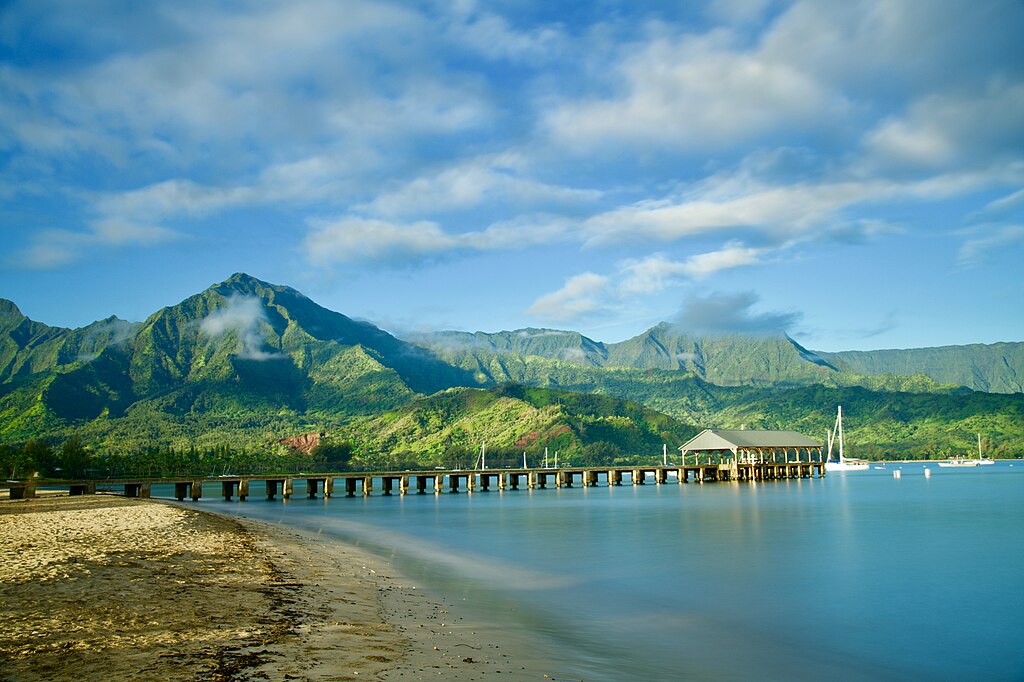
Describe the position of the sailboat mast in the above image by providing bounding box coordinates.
[837,405,845,463]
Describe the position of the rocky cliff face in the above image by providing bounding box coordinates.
[278,431,324,453]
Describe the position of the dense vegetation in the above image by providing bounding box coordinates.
[0,438,354,480]
[2,273,1022,479]
[342,384,698,470]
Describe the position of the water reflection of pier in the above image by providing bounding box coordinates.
[4,461,825,501]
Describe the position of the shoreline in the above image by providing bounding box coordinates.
[0,495,553,680]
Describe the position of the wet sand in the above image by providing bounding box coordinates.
[0,495,555,680]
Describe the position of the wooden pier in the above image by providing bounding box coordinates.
[2,460,825,501]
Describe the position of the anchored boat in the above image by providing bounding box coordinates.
[825,405,870,472]
[939,433,993,467]
[978,433,995,465]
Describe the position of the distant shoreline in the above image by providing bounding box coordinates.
[852,458,1017,464]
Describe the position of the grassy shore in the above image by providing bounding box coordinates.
[0,495,553,680]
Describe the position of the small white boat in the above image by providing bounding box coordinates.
[939,434,992,467]
[825,406,870,472]
[938,458,979,468]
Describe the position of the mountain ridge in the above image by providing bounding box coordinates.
[2,273,1022,464]
[6,277,1023,394]
[408,323,1024,393]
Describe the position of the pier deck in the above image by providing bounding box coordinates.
[3,461,825,501]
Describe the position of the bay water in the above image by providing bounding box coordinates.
[158,463,1024,680]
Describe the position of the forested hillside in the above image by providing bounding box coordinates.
[821,344,1024,393]
[1,273,1022,473]
[410,324,1024,393]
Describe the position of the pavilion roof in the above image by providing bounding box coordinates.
[679,429,822,454]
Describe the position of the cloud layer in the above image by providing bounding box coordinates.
[2,0,1022,349]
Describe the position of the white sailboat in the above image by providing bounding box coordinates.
[825,405,870,472]
[937,456,978,468]
[978,433,995,465]
[939,433,992,467]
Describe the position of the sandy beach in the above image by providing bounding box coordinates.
[0,495,554,681]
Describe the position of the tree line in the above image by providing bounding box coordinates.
[0,437,354,480]
[3,434,672,481]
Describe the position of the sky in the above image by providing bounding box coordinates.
[1,0,1023,352]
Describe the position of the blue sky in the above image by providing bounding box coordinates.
[2,0,1022,352]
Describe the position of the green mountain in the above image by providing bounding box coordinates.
[821,344,1024,394]
[128,272,468,397]
[408,324,949,395]
[372,346,1024,460]
[0,299,138,382]
[410,322,1024,394]
[1,274,475,451]
[407,328,610,366]
[2,273,1022,464]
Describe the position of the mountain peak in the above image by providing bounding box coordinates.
[0,298,25,318]
[214,272,278,296]
[224,272,266,285]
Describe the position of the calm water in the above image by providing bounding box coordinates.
[157,463,1024,680]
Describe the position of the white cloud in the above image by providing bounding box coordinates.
[358,154,601,217]
[532,242,777,326]
[1,0,491,169]
[94,179,254,220]
[863,119,954,169]
[199,294,285,361]
[957,225,1024,268]
[863,84,1024,171]
[617,254,692,296]
[5,0,1024,357]
[761,1,1023,96]
[579,180,872,246]
[256,155,365,203]
[17,231,87,270]
[578,162,1024,249]
[543,0,1024,172]
[678,242,765,278]
[87,218,180,246]
[976,187,1024,219]
[302,212,575,268]
[547,29,840,151]
[303,218,457,267]
[444,0,567,62]
[517,329,573,339]
[462,217,574,252]
[526,273,610,323]
[15,220,181,270]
